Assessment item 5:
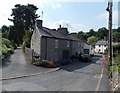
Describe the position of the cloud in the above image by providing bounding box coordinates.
[51,3,61,9]
[0,0,57,28]
[46,20,90,33]
[97,11,118,21]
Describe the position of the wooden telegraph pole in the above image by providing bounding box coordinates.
[106,0,113,78]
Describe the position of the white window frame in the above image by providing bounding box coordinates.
[55,39,58,48]
[67,41,70,47]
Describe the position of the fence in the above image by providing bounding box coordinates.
[25,47,41,62]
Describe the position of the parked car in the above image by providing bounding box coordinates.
[81,54,92,62]
[71,55,82,62]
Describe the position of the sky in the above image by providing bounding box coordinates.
[0,0,119,33]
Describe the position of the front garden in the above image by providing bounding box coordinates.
[31,49,71,68]
[31,49,92,68]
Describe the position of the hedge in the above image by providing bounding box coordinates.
[1,38,16,61]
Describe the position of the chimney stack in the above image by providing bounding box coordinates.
[59,25,61,28]
[58,26,69,36]
[35,20,43,28]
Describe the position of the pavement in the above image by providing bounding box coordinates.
[1,48,112,92]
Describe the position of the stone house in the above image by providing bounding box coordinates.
[31,20,84,61]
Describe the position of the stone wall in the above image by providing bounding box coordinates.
[25,47,33,60]
[112,71,119,91]
[31,27,41,55]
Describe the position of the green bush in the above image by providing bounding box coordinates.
[32,60,49,67]
[1,38,15,61]
[22,30,32,52]
[113,45,120,53]
[114,54,120,73]
[105,54,120,77]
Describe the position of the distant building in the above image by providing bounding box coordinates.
[83,42,93,55]
[95,40,108,53]
[95,40,120,54]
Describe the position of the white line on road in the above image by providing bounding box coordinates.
[95,67,104,92]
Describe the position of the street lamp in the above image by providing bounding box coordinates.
[106,0,113,78]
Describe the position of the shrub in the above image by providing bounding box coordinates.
[114,54,120,74]
[113,45,120,53]
[47,62,57,68]
[22,30,32,51]
[104,54,120,77]
[32,60,49,67]
[1,38,15,61]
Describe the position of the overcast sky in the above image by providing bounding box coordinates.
[0,0,119,33]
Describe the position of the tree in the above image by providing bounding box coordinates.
[113,32,120,42]
[87,36,99,46]
[86,29,96,38]
[97,27,108,40]
[1,25,9,32]
[1,25,9,39]
[77,31,87,41]
[8,4,39,45]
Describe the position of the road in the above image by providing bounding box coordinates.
[1,48,112,91]
[1,48,58,79]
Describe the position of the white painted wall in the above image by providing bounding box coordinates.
[95,45,107,53]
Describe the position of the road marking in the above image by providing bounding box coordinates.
[0,68,60,81]
[95,67,104,92]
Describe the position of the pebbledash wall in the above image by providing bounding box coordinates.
[31,20,84,61]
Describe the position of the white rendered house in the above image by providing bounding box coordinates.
[95,40,108,53]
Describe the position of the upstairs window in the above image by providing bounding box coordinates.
[55,39,58,48]
[99,45,101,47]
[67,41,70,47]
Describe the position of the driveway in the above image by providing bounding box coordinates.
[2,53,112,91]
[2,48,57,79]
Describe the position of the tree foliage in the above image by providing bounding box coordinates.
[1,25,9,39]
[96,27,108,39]
[77,27,120,45]
[8,4,39,45]
[77,31,87,40]
[87,36,99,46]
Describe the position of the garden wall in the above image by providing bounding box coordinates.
[25,47,41,61]
[25,47,33,60]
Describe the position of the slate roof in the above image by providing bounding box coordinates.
[113,42,120,45]
[96,40,120,45]
[36,26,82,41]
[96,40,108,45]
[66,35,82,41]
[42,27,66,39]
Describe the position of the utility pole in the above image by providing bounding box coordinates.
[106,0,113,78]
